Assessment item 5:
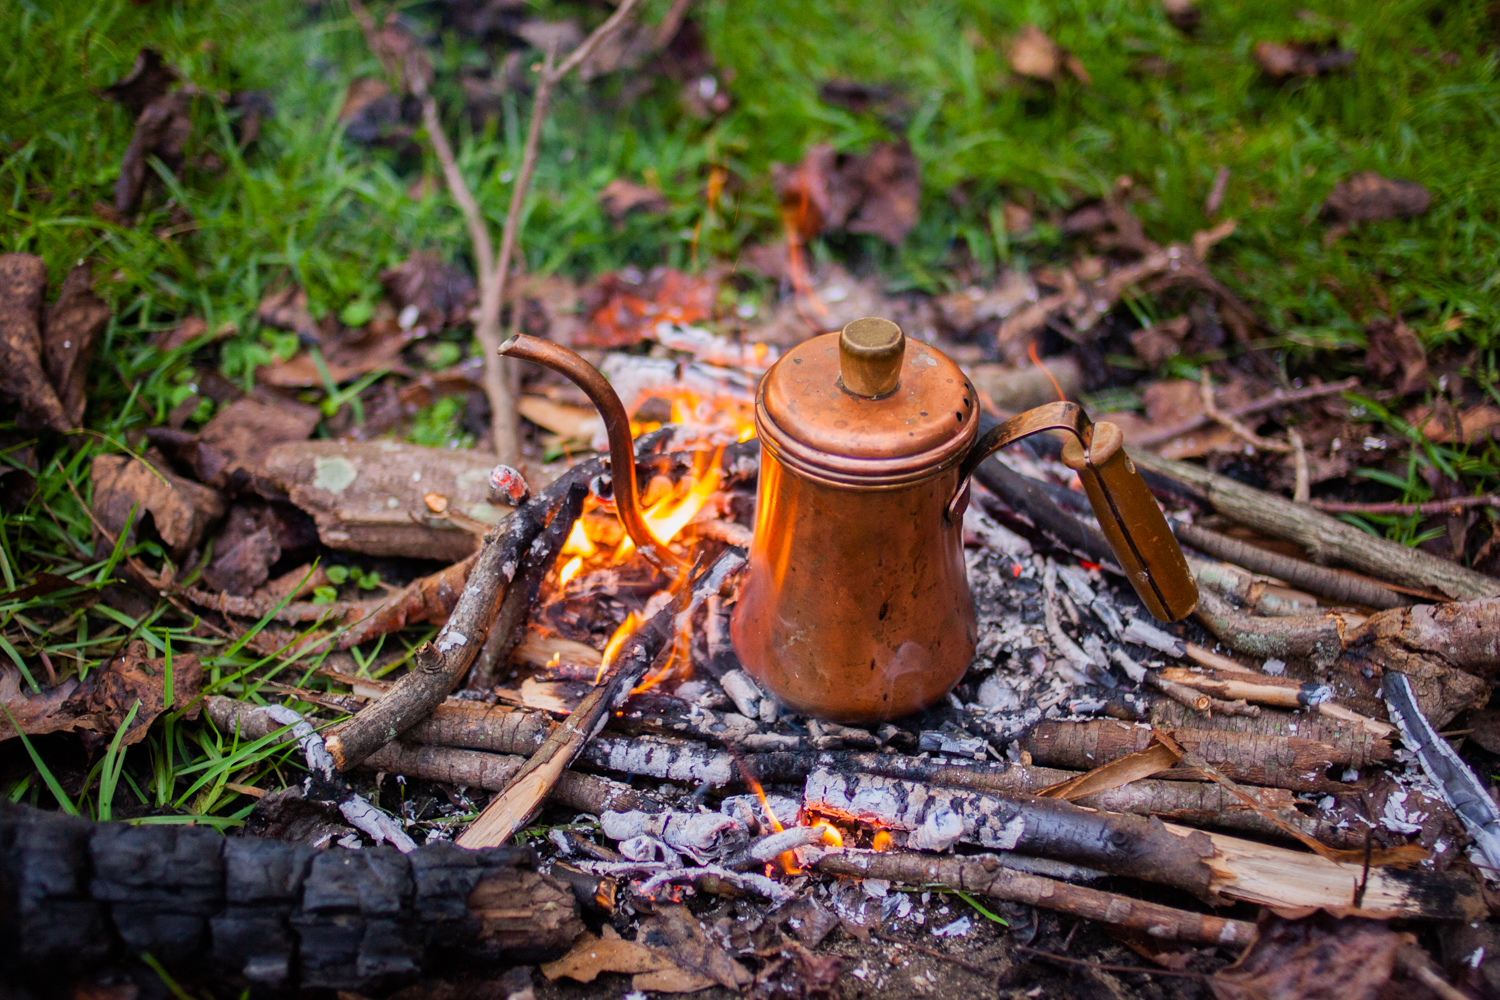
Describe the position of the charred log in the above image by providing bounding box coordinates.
[0,802,581,994]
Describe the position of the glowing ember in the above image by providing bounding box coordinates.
[558,556,584,588]
[871,830,893,852]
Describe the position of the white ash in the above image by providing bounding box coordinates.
[721,792,802,832]
[1122,618,1185,657]
[618,836,682,867]
[1263,658,1287,676]
[907,808,965,852]
[917,732,987,758]
[600,809,748,861]
[932,915,973,938]
[963,505,1032,558]
[720,669,765,719]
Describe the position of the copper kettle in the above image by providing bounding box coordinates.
[500,318,1197,724]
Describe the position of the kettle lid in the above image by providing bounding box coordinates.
[757,319,978,484]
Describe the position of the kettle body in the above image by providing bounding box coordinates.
[730,445,977,723]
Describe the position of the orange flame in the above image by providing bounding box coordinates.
[1029,340,1065,402]
[615,448,723,562]
[811,822,843,848]
[871,829,893,852]
[595,611,642,684]
[558,556,584,588]
[562,519,595,556]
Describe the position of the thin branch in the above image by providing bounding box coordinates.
[1133,377,1358,448]
[1200,372,1291,453]
[552,0,647,80]
[1309,494,1500,516]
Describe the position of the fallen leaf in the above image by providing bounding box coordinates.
[91,454,227,558]
[541,932,703,987]
[771,141,922,245]
[1417,402,1500,444]
[0,641,201,746]
[380,252,476,333]
[1364,317,1427,395]
[1323,172,1431,224]
[637,904,753,991]
[256,286,326,344]
[1008,25,1089,84]
[115,91,192,214]
[1130,315,1191,368]
[1163,0,1200,32]
[102,48,179,118]
[517,395,603,441]
[201,504,284,596]
[189,396,321,490]
[0,253,72,432]
[1254,40,1357,79]
[151,316,210,352]
[935,271,1040,334]
[339,76,414,145]
[579,267,717,348]
[42,265,110,427]
[844,140,921,245]
[598,178,669,223]
[1210,911,1408,1000]
[819,79,907,118]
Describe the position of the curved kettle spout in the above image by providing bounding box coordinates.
[497,333,689,576]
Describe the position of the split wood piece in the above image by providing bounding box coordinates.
[466,480,588,691]
[1174,520,1408,610]
[0,800,582,993]
[204,697,661,816]
[336,552,476,648]
[456,550,746,848]
[1189,556,1322,618]
[804,767,1221,901]
[325,460,600,771]
[1159,667,1395,738]
[813,849,1255,947]
[1133,449,1500,601]
[1018,719,1389,792]
[805,776,1486,919]
[1192,589,1491,728]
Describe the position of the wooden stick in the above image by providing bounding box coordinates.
[1134,449,1500,601]
[1132,378,1358,448]
[456,550,744,848]
[1159,667,1395,738]
[1173,521,1409,609]
[325,461,599,771]
[1311,494,1500,516]
[814,849,1256,947]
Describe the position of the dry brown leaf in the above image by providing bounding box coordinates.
[151,316,209,352]
[1130,314,1191,368]
[256,286,325,344]
[102,48,179,118]
[598,178,669,223]
[1323,172,1431,225]
[189,396,320,490]
[637,904,753,991]
[935,272,1040,334]
[1210,912,1408,1000]
[1253,40,1357,79]
[91,454,226,558]
[844,140,921,245]
[0,641,201,746]
[42,265,110,427]
[1364,317,1427,395]
[115,92,192,214]
[0,253,71,433]
[379,252,476,333]
[1008,25,1089,84]
[1037,739,1181,800]
[540,932,709,990]
[517,395,602,440]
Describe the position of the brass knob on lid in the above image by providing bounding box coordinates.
[839,317,904,398]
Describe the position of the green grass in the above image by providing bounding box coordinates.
[4,0,1500,813]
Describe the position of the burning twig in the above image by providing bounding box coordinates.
[456,549,745,848]
[1135,448,1500,601]
[325,460,599,771]
[814,849,1255,947]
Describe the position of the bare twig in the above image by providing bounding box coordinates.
[1136,449,1500,601]
[1200,372,1291,453]
[1310,494,1500,516]
[1133,378,1358,448]
[1288,427,1310,503]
